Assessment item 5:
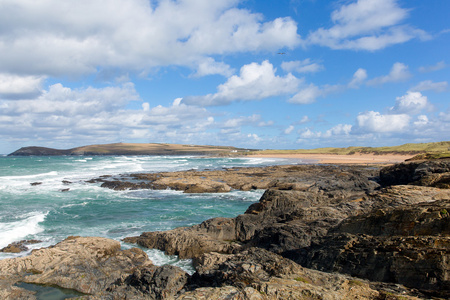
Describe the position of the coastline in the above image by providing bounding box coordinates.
[1,157,450,298]
[247,153,415,164]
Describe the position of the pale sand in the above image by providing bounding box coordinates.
[248,153,415,164]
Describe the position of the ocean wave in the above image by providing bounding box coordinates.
[0,211,48,249]
[1,171,58,180]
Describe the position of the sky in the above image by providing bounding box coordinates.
[0,0,449,154]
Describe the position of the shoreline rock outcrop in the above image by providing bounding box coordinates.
[1,159,450,299]
[124,159,450,298]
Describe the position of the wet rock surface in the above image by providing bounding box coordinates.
[2,159,450,299]
[0,240,42,253]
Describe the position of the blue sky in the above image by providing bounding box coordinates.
[0,0,449,154]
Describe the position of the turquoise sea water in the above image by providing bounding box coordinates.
[0,155,299,272]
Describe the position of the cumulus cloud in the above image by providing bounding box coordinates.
[2,83,140,115]
[390,91,430,114]
[297,123,352,140]
[348,68,368,88]
[0,0,300,77]
[284,125,295,134]
[367,62,411,85]
[324,124,352,137]
[414,115,429,126]
[410,80,448,93]
[354,111,410,133]
[191,58,235,77]
[288,83,343,104]
[288,84,321,104]
[183,60,301,106]
[281,59,324,73]
[0,73,46,99]
[306,0,429,51]
[0,82,220,147]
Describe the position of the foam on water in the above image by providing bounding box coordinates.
[0,211,48,249]
[0,155,303,267]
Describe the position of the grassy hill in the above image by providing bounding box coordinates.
[251,141,450,158]
[9,143,252,156]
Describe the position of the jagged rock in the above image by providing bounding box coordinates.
[0,236,171,299]
[123,162,450,298]
[123,218,241,259]
[100,180,152,190]
[108,264,189,299]
[295,200,450,298]
[0,240,42,253]
[185,248,420,300]
[379,159,450,187]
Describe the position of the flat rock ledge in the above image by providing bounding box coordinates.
[92,164,381,193]
[2,159,450,299]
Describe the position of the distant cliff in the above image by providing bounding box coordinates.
[8,143,251,156]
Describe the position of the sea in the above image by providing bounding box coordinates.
[0,155,301,273]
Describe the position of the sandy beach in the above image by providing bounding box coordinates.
[248,153,415,164]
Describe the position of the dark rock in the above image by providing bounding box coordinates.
[379,159,450,187]
[109,264,189,299]
[30,182,42,186]
[8,146,71,156]
[295,199,450,298]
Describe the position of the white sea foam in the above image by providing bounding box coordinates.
[144,248,195,274]
[1,171,58,180]
[0,211,48,249]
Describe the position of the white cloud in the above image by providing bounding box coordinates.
[324,124,352,137]
[288,84,322,104]
[299,116,310,124]
[281,59,324,73]
[2,83,140,115]
[222,115,261,128]
[390,91,430,115]
[414,115,429,126]
[348,68,368,88]
[410,80,447,93]
[284,125,295,134]
[288,83,343,104]
[297,123,352,140]
[247,133,261,142]
[0,0,300,77]
[142,102,150,111]
[0,73,46,99]
[0,82,224,147]
[191,58,235,77]
[306,0,429,51]
[183,60,301,106]
[419,61,446,73]
[367,62,411,85]
[355,111,410,133]
[300,129,320,139]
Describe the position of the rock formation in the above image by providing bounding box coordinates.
[2,159,450,299]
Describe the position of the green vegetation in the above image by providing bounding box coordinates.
[348,279,365,287]
[249,141,450,157]
[294,276,311,284]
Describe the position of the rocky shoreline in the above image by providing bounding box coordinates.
[1,160,450,299]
